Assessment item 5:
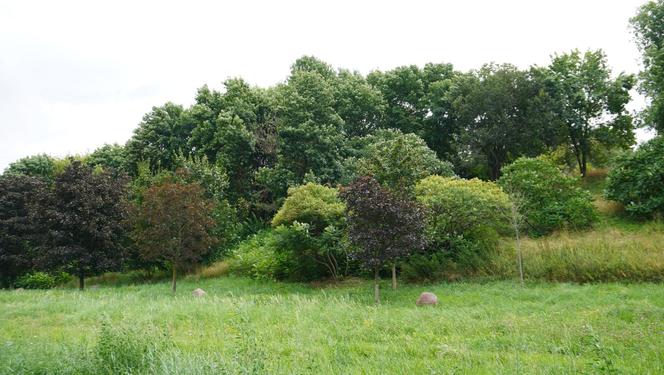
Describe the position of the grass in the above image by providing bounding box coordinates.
[490,221,664,282]
[1,277,664,374]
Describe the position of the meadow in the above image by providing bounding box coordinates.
[2,276,664,374]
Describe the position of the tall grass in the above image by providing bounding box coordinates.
[489,223,664,282]
[1,277,664,373]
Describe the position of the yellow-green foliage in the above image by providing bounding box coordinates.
[271,183,345,231]
[197,261,230,279]
[489,223,664,282]
[415,175,511,237]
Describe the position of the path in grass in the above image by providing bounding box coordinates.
[1,277,663,374]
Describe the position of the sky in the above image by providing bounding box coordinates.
[0,0,655,171]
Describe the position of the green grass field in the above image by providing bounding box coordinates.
[2,277,663,374]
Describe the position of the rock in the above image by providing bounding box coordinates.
[14,288,25,292]
[416,292,438,306]
[192,288,207,297]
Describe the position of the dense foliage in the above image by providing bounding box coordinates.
[351,130,454,193]
[341,176,425,302]
[130,178,216,292]
[632,0,664,132]
[414,176,510,272]
[33,160,130,290]
[605,136,664,218]
[498,157,597,235]
[0,174,45,287]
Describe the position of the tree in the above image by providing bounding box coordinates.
[498,157,597,236]
[352,129,455,194]
[367,63,459,159]
[274,58,347,184]
[605,135,664,219]
[631,0,664,133]
[333,69,386,137]
[0,175,45,287]
[452,64,556,179]
[85,143,129,175]
[340,176,425,303]
[130,179,216,292]
[33,160,129,290]
[547,50,635,176]
[4,154,56,180]
[125,102,194,174]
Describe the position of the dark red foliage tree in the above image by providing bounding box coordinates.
[340,175,426,303]
[0,174,45,287]
[130,179,216,293]
[34,160,129,290]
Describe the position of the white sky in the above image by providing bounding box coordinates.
[0,0,654,171]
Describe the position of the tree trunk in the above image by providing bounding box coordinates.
[515,218,524,287]
[391,263,397,290]
[171,265,177,293]
[580,150,587,177]
[78,269,85,290]
[374,267,381,304]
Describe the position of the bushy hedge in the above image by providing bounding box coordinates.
[412,176,509,276]
[15,271,71,289]
[605,136,664,219]
[498,157,597,235]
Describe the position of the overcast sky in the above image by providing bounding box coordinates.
[0,0,654,171]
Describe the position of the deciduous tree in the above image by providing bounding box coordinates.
[34,160,129,290]
[340,176,425,303]
[130,179,216,292]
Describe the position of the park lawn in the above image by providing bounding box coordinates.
[1,277,663,374]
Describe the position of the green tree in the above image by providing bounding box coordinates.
[275,59,346,183]
[498,157,597,235]
[631,0,664,133]
[4,154,56,180]
[125,102,194,174]
[351,129,454,194]
[605,136,664,218]
[85,143,128,175]
[547,50,635,176]
[368,63,459,159]
[33,160,129,290]
[452,64,556,179]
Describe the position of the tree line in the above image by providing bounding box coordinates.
[3,1,664,294]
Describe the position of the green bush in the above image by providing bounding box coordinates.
[498,157,597,235]
[605,136,664,219]
[271,183,345,232]
[14,271,72,289]
[414,176,510,269]
[227,230,287,281]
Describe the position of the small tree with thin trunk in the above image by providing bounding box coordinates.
[130,178,216,293]
[340,176,425,304]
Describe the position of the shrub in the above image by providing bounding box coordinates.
[498,157,597,235]
[15,272,56,289]
[271,183,345,233]
[414,176,510,267]
[227,230,287,281]
[605,136,664,219]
